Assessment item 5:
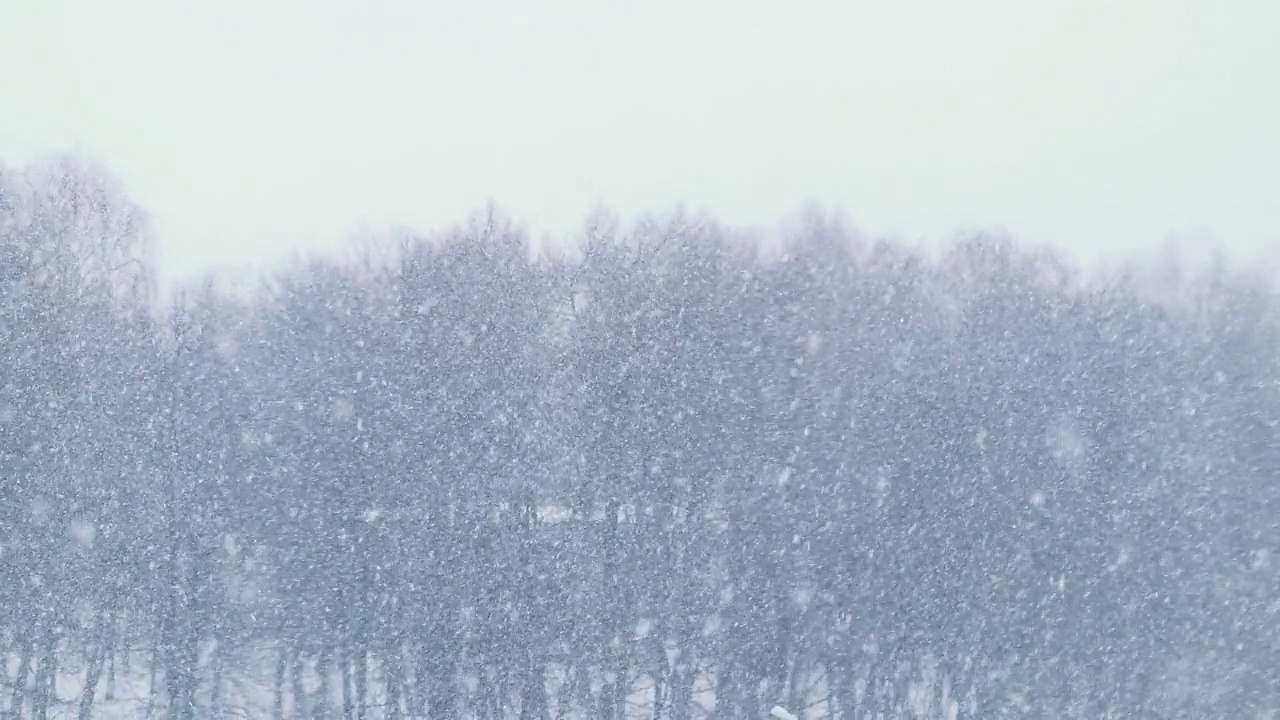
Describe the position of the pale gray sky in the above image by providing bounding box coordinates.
[3,0,1278,282]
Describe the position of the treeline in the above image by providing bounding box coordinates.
[2,157,1279,718]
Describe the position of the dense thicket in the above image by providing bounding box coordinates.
[2,159,1278,718]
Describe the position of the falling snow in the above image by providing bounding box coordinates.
[1,160,1278,718]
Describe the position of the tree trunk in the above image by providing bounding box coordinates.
[273,645,288,720]
[650,634,669,720]
[519,659,547,720]
[475,668,499,719]
[291,647,307,719]
[316,644,332,719]
[426,651,457,720]
[611,656,628,720]
[9,635,31,719]
[340,647,355,720]
[143,646,160,720]
[209,639,224,720]
[30,633,57,720]
[354,645,368,720]
[383,643,403,720]
[104,645,116,702]
[120,628,132,678]
[785,649,805,716]
[716,664,738,720]
[104,611,122,703]
[166,633,197,720]
[554,663,575,720]
[669,666,691,720]
[78,616,108,720]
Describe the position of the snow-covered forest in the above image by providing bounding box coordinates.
[2,157,1278,719]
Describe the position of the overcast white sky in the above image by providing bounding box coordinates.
[3,0,1278,282]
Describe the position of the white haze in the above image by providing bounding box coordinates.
[2,0,1279,284]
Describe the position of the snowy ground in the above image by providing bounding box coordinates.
[1,644,968,719]
[3,647,709,719]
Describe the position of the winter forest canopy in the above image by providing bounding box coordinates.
[2,157,1279,719]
